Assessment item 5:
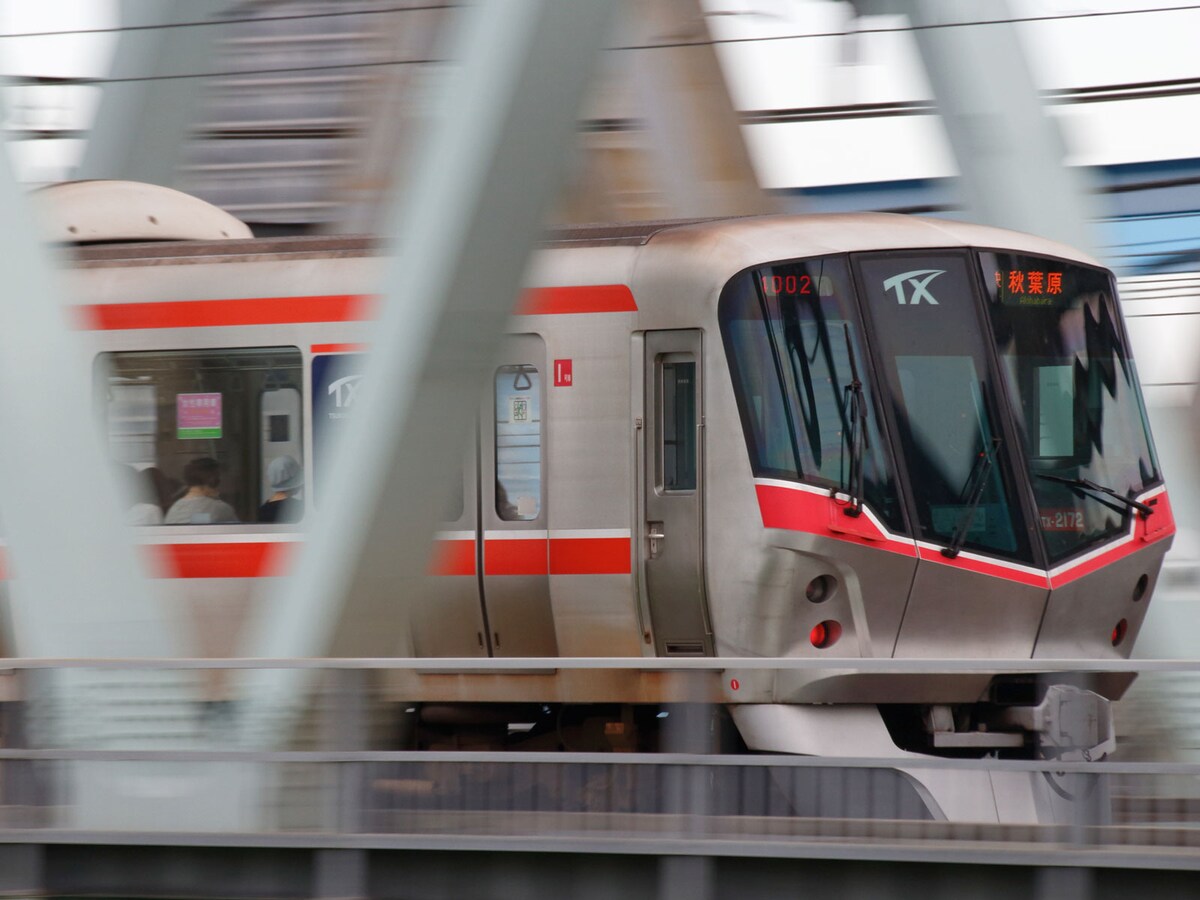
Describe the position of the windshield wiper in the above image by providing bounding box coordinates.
[1035,473,1153,517]
[840,323,867,518]
[942,437,1001,559]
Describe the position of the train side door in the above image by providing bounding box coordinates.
[479,335,559,656]
[412,441,489,657]
[642,329,712,656]
[311,351,488,657]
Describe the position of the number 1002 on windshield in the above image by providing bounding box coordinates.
[761,274,812,296]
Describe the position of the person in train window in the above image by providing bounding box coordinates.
[118,464,164,526]
[142,465,178,513]
[165,457,239,525]
[258,455,303,524]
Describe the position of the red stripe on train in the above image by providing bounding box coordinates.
[76,295,373,330]
[483,539,549,576]
[550,537,631,575]
[431,540,476,577]
[756,480,1173,587]
[311,342,367,355]
[109,535,633,579]
[754,483,917,558]
[75,285,637,331]
[518,285,637,315]
[151,542,293,579]
[1049,489,1175,588]
[480,536,634,576]
[919,548,1048,589]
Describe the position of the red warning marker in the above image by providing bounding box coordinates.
[554,359,573,386]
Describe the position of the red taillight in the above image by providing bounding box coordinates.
[1111,619,1128,647]
[810,620,841,649]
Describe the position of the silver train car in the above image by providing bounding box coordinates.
[31,183,1175,776]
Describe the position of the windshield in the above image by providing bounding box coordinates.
[853,253,1032,562]
[980,252,1160,563]
[718,255,905,534]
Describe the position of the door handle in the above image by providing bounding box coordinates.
[647,522,665,559]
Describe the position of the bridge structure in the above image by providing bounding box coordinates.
[1,658,1200,899]
[1,2,1200,898]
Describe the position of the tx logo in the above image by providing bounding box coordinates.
[328,374,363,408]
[882,269,945,305]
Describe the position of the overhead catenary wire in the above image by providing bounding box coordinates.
[0,4,459,40]
[5,4,1200,277]
[0,1,1197,43]
[11,61,1200,97]
[620,2,1200,50]
[5,3,1200,86]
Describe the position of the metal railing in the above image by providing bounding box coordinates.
[2,749,1200,863]
[0,657,1199,868]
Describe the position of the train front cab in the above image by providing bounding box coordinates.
[657,218,1178,822]
[705,229,1172,661]
[659,219,1176,777]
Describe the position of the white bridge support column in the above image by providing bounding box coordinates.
[858,0,1100,253]
[77,0,229,185]
[238,0,622,736]
[564,0,774,223]
[0,163,180,663]
[0,132,191,765]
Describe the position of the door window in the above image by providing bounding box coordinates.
[494,365,542,521]
[661,360,697,492]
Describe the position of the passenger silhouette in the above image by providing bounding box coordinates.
[165,457,238,525]
[258,455,303,524]
[118,464,164,526]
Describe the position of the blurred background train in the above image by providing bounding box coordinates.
[32,180,1172,761]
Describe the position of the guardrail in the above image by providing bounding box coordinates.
[2,749,1200,861]
[2,659,1200,897]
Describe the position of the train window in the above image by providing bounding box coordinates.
[495,365,542,521]
[268,414,291,443]
[719,255,905,534]
[1035,365,1074,458]
[981,252,1160,563]
[718,281,800,482]
[661,359,697,491]
[854,253,1031,562]
[100,347,303,525]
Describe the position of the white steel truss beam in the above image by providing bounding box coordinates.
[857,0,1100,253]
[239,0,622,731]
[78,0,229,185]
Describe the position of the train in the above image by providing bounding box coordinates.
[20,180,1178,819]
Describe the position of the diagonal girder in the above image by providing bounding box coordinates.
[0,122,192,760]
[861,0,1101,253]
[238,0,622,731]
[78,0,229,186]
[0,159,177,661]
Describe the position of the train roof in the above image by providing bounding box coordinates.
[37,180,254,243]
[63,213,1101,270]
[613,213,1100,269]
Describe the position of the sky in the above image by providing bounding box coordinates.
[705,0,1200,186]
[0,0,114,180]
